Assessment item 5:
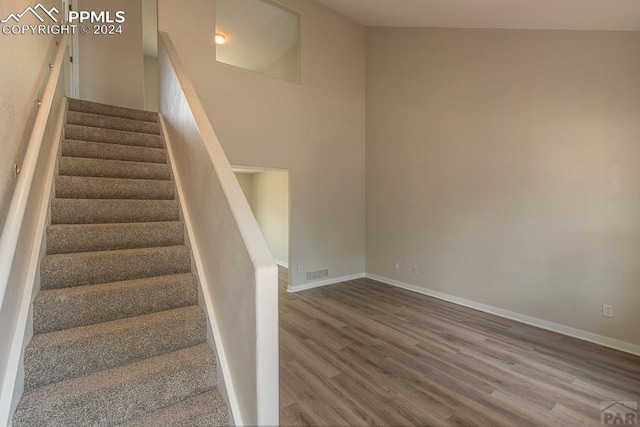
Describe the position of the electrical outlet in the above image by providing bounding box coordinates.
[395,262,400,270]
[298,266,303,274]
[602,304,614,318]
[413,266,418,274]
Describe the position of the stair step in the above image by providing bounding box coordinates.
[47,222,184,254]
[67,111,161,135]
[68,98,158,123]
[123,390,230,427]
[41,245,191,290]
[55,176,174,200]
[51,199,179,224]
[13,344,216,427]
[25,305,207,389]
[33,273,199,334]
[65,124,165,148]
[62,140,167,164]
[59,157,171,180]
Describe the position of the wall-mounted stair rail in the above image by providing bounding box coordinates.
[0,34,69,425]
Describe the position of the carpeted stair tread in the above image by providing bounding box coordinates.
[47,222,185,254]
[13,344,216,427]
[25,305,207,389]
[67,111,161,135]
[63,140,167,163]
[51,198,179,224]
[123,390,230,427]
[41,245,191,290]
[56,176,174,200]
[33,273,199,333]
[59,156,171,180]
[65,124,165,148]
[68,98,159,123]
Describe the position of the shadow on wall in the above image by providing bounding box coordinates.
[234,169,290,268]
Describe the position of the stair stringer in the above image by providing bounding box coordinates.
[160,114,238,426]
[0,98,67,427]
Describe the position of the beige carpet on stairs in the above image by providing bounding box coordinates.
[12,98,229,427]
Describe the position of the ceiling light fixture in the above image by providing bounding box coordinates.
[215,33,226,45]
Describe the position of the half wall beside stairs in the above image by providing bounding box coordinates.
[158,32,280,426]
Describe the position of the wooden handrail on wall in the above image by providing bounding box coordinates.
[0,34,68,316]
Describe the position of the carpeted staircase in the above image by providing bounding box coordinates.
[12,99,230,426]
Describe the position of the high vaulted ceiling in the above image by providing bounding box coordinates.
[312,0,640,31]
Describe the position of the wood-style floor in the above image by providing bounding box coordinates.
[278,268,640,426]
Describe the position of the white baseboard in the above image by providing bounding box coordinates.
[275,259,289,269]
[288,273,365,293]
[366,274,640,357]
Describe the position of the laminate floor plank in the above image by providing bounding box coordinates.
[278,270,640,426]
[303,339,397,400]
[281,328,341,380]
[454,347,602,416]
[550,403,601,427]
[286,360,389,426]
[327,373,416,426]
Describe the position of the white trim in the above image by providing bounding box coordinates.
[288,273,366,293]
[232,165,290,174]
[69,0,80,98]
[254,263,279,425]
[366,274,640,357]
[160,115,244,426]
[275,259,289,268]
[0,99,66,427]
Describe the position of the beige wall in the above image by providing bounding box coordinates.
[0,0,61,231]
[235,173,255,212]
[78,0,143,109]
[158,0,366,287]
[235,172,289,266]
[366,28,640,346]
[144,56,159,111]
[253,172,289,265]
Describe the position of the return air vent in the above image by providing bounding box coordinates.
[305,269,328,282]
